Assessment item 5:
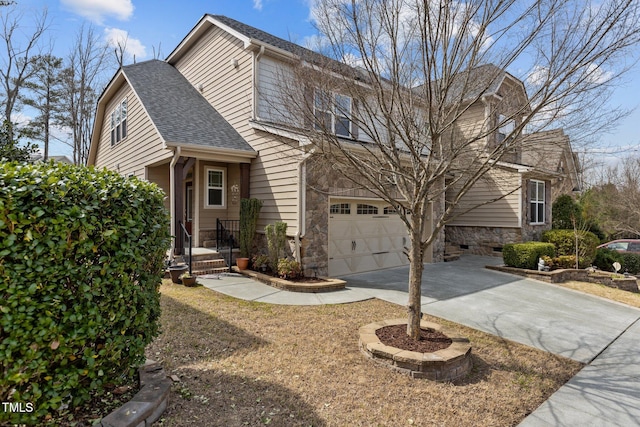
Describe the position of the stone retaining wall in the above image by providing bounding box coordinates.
[487,265,639,293]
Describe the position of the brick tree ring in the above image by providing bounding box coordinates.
[358,318,473,381]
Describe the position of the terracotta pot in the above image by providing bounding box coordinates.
[182,276,197,287]
[236,257,250,270]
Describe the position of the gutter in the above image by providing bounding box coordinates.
[294,150,314,263]
[169,146,181,261]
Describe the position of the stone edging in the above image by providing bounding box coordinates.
[486,265,639,292]
[100,360,170,427]
[232,267,346,293]
[359,318,472,381]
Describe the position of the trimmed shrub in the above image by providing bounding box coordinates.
[503,242,556,269]
[553,255,578,269]
[593,248,623,272]
[542,229,599,268]
[0,162,170,424]
[620,253,640,275]
[277,258,302,280]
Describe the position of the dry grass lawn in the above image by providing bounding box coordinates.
[558,280,640,309]
[147,280,583,427]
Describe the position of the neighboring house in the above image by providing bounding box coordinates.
[30,154,74,164]
[88,14,576,275]
[443,66,573,256]
[520,129,582,200]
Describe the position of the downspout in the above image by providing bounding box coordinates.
[252,45,266,120]
[294,150,314,263]
[169,146,181,261]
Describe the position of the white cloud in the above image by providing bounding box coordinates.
[61,0,134,25]
[104,28,147,62]
[253,0,263,11]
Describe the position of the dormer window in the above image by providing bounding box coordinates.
[314,90,352,138]
[110,98,128,146]
[497,114,514,145]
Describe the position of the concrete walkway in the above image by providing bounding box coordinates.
[198,256,640,426]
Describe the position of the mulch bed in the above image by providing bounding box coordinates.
[376,324,453,353]
[251,269,327,283]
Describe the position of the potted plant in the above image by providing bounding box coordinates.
[180,272,197,287]
[168,264,188,284]
[238,198,263,270]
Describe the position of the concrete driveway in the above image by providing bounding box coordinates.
[339,255,640,426]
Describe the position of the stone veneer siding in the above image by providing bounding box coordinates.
[446,226,522,256]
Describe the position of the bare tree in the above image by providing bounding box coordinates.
[0,5,49,125]
[582,156,640,238]
[57,24,109,164]
[271,0,640,338]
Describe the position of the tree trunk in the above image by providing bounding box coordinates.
[406,219,425,340]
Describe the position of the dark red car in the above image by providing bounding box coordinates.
[597,239,640,254]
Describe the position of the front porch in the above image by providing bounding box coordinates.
[146,150,252,255]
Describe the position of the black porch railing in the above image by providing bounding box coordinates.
[178,220,192,274]
[217,219,240,270]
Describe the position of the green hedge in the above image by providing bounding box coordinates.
[620,253,640,275]
[541,229,599,268]
[0,162,170,424]
[503,242,556,269]
[593,248,623,272]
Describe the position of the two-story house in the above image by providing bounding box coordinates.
[88,14,573,275]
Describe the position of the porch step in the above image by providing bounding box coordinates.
[169,249,231,275]
[192,259,227,271]
[444,244,463,262]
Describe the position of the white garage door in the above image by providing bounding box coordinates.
[328,199,412,276]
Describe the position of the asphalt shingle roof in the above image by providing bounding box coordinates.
[122,59,255,153]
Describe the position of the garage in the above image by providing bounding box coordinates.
[328,198,431,276]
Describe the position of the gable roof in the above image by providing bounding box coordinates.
[121,60,254,152]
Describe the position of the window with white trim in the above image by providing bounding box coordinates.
[205,168,225,208]
[110,98,127,146]
[529,180,545,224]
[497,114,515,145]
[314,90,352,138]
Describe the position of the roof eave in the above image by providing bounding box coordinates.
[164,141,257,160]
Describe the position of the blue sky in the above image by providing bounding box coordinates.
[9,0,640,165]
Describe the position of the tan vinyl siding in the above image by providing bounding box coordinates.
[173,26,254,136]
[93,83,171,178]
[455,103,487,149]
[172,25,302,235]
[448,168,521,227]
[249,138,301,234]
[146,163,171,212]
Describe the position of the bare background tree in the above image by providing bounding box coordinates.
[271,0,640,338]
[57,24,109,165]
[581,155,640,238]
[0,5,111,164]
[0,5,48,127]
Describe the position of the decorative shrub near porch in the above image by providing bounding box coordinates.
[0,162,170,424]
